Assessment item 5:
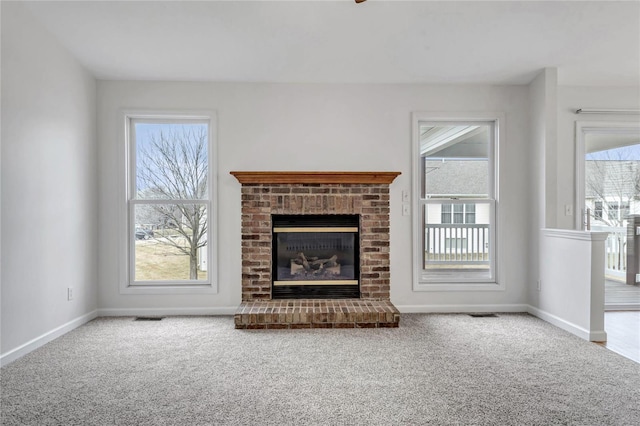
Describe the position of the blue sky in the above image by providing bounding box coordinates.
[586,144,640,161]
[135,122,207,156]
[134,122,208,196]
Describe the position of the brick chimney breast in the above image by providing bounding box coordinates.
[231,171,401,329]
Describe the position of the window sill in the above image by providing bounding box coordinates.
[120,284,218,295]
[413,281,504,292]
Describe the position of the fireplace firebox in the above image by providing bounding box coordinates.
[272,214,360,299]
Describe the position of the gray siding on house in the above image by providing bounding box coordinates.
[585,161,640,199]
[425,160,489,196]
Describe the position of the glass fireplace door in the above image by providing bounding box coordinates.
[272,215,359,299]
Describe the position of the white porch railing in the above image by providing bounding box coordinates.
[425,224,490,265]
[591,225,627,278]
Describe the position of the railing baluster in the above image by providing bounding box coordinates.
[441,226,444,262]
[482,227,486,261]
[424,223,490,267]
[435,227,439,262]
[463,226,467,261]
[591,226,627,277]
[452,226,455,262]
[433,228,442,261]
[451,226,454,262]
[446,226,450,262]
[436,227,439,261]
[471,228,479,260]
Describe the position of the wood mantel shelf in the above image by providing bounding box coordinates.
[230,171,401,185]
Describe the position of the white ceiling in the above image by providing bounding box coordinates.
[586,132,640,154]
[21,0,640,85]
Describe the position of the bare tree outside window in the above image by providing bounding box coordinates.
[134,123,209,281]
[586,145,640,228]
[585,144,640,274]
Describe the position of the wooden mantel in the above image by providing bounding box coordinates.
[230,171,401,185]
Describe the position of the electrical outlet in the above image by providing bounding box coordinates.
[402,204,410,216]
[537,280,541,291]
[564,204,573,216]
[67,287,73,301]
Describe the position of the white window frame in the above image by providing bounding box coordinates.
[412,112,503,291]
[119,110,218,295]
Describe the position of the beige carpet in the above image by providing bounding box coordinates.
[2,313,639,425]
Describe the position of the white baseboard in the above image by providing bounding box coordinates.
[0,310,98,367]
[97,307,237,316]
[526,305,606,342]
[395,304,529,313]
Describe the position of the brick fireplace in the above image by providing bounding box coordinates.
[230,171,401,329]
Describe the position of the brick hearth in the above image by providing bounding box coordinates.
[234,300,400,329]
[231,171,401,329]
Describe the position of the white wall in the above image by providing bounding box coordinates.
[534,230,607,341]
[1,2,98,362]
[527,69,558,309]
[97,81,530,313]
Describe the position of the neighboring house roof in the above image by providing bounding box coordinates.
[424,160,488,196]
[585,161,640,199]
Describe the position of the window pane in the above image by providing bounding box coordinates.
[420,124,490,198]
[423,200,491,274]
[595,201,603,219]
[608,202,619,220]
[441,203,452,224]
[585,144,640,227]
[453,203,464,224]
[621,202,630,219]
[465,203,476,224]
[135,122,208,200]
[134,203,208,281]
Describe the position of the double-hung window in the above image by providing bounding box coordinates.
[122,112,217,294]
[607,201,619,221]
[412,114,500,290]
[594,201,603,220]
